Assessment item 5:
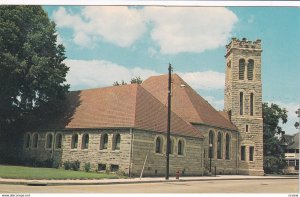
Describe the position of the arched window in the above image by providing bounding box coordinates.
[32,133,38,148]
[209,130,214,158]
[217,132,223,159]
[250,93,254,116]
[178,140,184,155]
[82,133,89,149]
[169,138,175,154]
[46,133,53,149]
[247,59,254,80]
[239,59,245,80]
[240,92,244,115]
[155,136,163,153]
[225,133,231,160]
[55,133,62,149]
[71,134,78,149]
[112,134,121,150]
[24,133,31,148]
[100,133,108,150]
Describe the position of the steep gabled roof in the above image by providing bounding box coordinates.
[43,84,202,138]
[142,74,237,131]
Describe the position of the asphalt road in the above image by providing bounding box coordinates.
[0,179,298,193]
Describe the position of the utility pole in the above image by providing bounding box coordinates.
[166,63,172,180]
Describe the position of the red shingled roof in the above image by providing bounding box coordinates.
[45,84,202,138]
[142,74,237,131]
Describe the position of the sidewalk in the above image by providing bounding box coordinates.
[0,175,298,186]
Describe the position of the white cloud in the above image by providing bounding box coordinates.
[203,96,224,111]
[53,6,147,48]
[65,59,160,90]
[267,101,300,135]
[65,59,225,92]
[143,7,238,54]
[52,6,238,54]
[178,71,225,90]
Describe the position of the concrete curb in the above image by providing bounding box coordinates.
[0,176,298,186]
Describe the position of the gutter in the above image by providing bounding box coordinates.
[129,128,134,177]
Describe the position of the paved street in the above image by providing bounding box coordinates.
[0,179,298,193]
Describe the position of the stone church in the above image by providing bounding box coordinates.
[22,38,264,176]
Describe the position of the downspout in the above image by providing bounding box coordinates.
[201,138,204,176]
[129,128,133,177]
[236,131,239,174]
[51,130,56,160]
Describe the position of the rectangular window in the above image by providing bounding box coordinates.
[111,164,119,172]
[240,92,244,115]
[250,93,254,116]
[249,146,254,161]
[246,125,249,132]
[289,160,295,166]
[98,164,106,171]
[241,146,246,161]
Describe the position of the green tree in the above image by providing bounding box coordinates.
[295,108,300,129]
[113,76,143,86]
[113,80,127,86]
[130,76,143,84]
[263,102,288,174]
[0,6,69,161]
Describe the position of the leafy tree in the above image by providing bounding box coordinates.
[295,108,300,129]
[263,102,288,174]
[130,76,143,84]
[113,76,143,86]
[0,6,69,162]
[113,80,127,86]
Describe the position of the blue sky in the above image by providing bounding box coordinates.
[43,6,300,134]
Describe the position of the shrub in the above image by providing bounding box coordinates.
[43,158,54,168]
[84,163,91,172]
[63,160,72,170]
[71,160,80,171]
[116,170,126,177]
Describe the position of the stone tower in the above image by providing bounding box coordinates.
[224,38,264,175]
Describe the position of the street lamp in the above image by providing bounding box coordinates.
[209,143,213,173]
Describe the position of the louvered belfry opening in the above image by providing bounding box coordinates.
[247,59,254,80]
[239,59,245,80]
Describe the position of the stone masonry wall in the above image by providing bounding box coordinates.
[130,129,204,177]
[194,124,239,175]
[224,38,264,175]
[22,129,132,174]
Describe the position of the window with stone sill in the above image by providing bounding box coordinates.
[112,133,121,150]
[82,133,89,149]
[45,133,53,149]
[169,138,175,155]
[55,133,63,149]
[32,133,38,148]
[71,134,78,149]
[155,136,163,154]
[209,130,214,158]
[241,146,246,161]
[100,133,108,150]
[225,133,231,160]
[217,132,223,159]
[249,146,254,161]
[178,139,184,156]
[24,133,31,149]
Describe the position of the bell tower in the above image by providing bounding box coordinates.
[224,37,264,175]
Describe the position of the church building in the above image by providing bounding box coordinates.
[22,38,264,176]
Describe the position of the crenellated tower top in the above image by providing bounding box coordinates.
[225,37,262,57]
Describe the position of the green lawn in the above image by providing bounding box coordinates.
[0,165,120,180]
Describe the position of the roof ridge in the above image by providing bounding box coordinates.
[137,85,202,138]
